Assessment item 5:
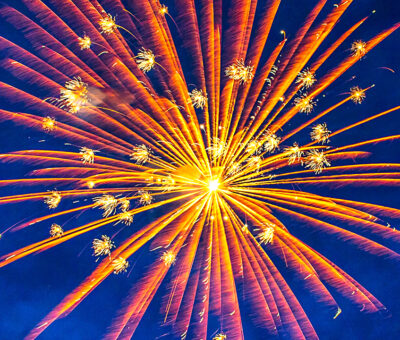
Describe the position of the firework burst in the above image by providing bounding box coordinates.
[0,1,399,339]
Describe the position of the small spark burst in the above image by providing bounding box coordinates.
[99,13,116,34]
[207,137,226,159]
[138,190,153,205]
[294,93,316,113]
[246,155,262,172]
[225,59,254,83]
[87,181,95,189]
[59,77,89,113]
[93,194,118,217]
[246,139,263,155]
[350,86,366,104]
[227,162,241,176]
[241,224,249,234]
[305,149,331,174]
[257,225,275,245]
[119,198,130,212]
[42,116,56,132]
[44,191,61,209]
[78,35,91,50]
[296,68,316,88]
[213,333,227,340]
[189,89,207,109]
[351,40,367,58]
[79,147,95,164]
[310,123,331,144]
[160,250,176,267]
[130,144,152,164]
[284,143,304,165]
[135,48,156,72]
[49,223,64,238]
[263,131,281,153]
[159,4,168,15]
[118,211,134,225]
[162,176,176,192]
[92,235,115,257]
[112,257,129,274]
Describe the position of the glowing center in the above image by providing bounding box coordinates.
[208,179,220,192]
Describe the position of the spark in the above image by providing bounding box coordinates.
[263,131,281,153]
[351,40,367,58]
[93,195,118,217]
[79,147,95,164]
[294,93,316,113]
[138,190,153,205]
[78,35,91,50]
[189,89,207,109]
[42,116,56,132]
[296,68,316,88]
[225,59,254,83]
[87,181,95,189]
[161,250,176,267]
[350,86,366,104]
[92,235,115,257]
[130,144,152,164]
[49,223,64,238]
[333,307,342,319]
[99,13,117,34]
[135,48,156,72]
[112,257,129,274]
[159,4,168,15]
[44,191,61,209]
[310,123,331,144]
[305,150,331,174]
[59,77,89,113]
[213,333,227,340]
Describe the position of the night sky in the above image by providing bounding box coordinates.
[0,0,399,339]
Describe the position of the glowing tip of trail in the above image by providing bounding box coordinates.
[208,179,220,192]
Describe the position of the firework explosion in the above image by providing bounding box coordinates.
[0,0,399,339]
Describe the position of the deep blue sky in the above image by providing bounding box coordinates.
[0,0,399,339]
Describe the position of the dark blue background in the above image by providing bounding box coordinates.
[0,0,399,339]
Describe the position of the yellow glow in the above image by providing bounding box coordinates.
[208,179,220,192]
